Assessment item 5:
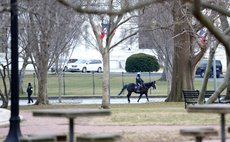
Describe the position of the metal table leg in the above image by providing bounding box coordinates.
[220,113,225,142]
[69,118,74,142]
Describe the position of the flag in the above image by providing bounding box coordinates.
[98,23,107,39]
[198,28,206,38]
[99,33,105,39]
[198,28,207,45]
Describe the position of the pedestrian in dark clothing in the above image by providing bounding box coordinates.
[27,82,33,104]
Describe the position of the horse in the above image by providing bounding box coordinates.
[118,81,156,103]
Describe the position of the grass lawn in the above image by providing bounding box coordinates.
[12,72,224,97]
[20,102,228,125]
[15,102,227,142]
[0,102,226,142]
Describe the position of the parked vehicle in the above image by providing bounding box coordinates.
[195,59,222,78]
[51,58,78,72]
[67,59,103,73]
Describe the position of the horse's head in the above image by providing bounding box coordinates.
[151,81,156,89]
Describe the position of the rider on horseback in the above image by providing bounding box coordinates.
[136,72,144,91]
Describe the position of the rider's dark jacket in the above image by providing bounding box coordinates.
[136,74,144,86]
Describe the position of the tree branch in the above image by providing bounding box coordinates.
[193,0,230,58]
[109,31,138,50]
[57,0,168,15]
[202,2,230,17]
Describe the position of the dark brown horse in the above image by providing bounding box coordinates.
[118,81,156,103]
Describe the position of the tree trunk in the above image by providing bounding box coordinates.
[159,69,166,81]
[19,57,29,95]
[0,67,9,108]
[57,70,63,103]
[34,39,49,105]
[206,64,230,103]
[166,1,194,102]
[0,89,8,108]
[219,1,230,100]
[101,48,110,109]
[198,48,216,103]
[35,65,49,105]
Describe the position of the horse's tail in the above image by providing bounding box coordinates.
[118,84,128,96]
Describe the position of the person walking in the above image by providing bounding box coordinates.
[27,82,33,104]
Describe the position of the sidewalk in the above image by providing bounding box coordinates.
[0,108,11,127]
[1,110,230,142]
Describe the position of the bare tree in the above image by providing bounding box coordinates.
[138,3,174,93]
[0,1,11,108]
[57,0,213,104]
[88,2,139,109]
[190,0,230,103]
[166,0,209,102]
[22,0,83,105]
[219,0,230,100]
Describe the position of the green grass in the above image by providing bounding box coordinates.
[0,72,223,97]
[19,102,229,125]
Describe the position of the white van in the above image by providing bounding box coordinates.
[51,58,78,72]
[67,59,103,73]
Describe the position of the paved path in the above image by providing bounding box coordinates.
[0,110,229,142]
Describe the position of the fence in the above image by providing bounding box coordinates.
[15,71,162,97]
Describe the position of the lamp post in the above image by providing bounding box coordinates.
[5,0,22,141]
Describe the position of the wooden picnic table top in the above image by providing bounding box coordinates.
[33,108,111,118]
[187,104,230,114]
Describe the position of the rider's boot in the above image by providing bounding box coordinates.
[137,85,140,92]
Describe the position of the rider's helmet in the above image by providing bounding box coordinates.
[137,72,141,77]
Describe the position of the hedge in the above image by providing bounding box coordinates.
[125,53,160,72]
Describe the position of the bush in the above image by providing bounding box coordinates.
[125,53,160,72]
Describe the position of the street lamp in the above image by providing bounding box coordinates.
[5,0,22,141]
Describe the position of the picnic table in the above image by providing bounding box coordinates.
[33,108,111,142]
[187,104,230,142]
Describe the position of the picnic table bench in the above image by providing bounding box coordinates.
[180,127,218,142]
[77,133,121,142]
[20,135,56,142]
[20,133,67,142]
[187,104,230,142]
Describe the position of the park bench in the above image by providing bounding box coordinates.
[180,127,218,142]
[204,90,221,103]
[204,90,230,104]
[183,90,225,108]
[183,90,200,109]
[76,133,121,142]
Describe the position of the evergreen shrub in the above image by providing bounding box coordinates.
[125,53,160,72]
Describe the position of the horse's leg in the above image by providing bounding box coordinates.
[137,93,143,102]
[127,92,131,103]
[145,92,149,102]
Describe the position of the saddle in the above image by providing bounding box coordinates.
[135,84,142,93]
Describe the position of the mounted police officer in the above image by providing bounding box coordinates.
[136,72,144,91]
